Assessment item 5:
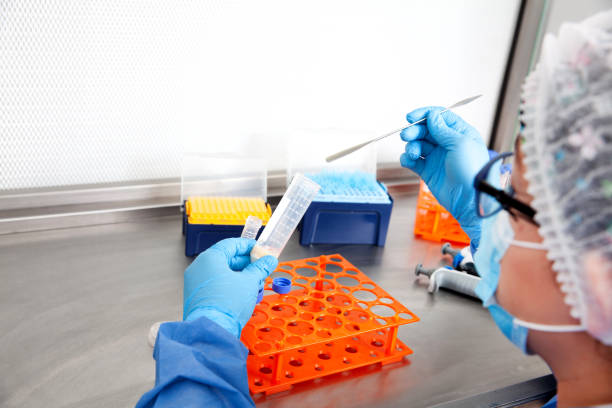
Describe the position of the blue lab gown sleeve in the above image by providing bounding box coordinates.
[135,316,254,408]
[541,395,557,408]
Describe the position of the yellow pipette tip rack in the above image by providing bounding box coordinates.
[185,197,271,225]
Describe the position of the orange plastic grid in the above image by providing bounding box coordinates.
[241,254,419,395]
[413,181,470,245]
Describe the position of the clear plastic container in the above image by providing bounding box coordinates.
[181,153,267,205]
[286,129,382,203]
[286,129,377,188]
[240,215,263,240]
[251,174,320,262]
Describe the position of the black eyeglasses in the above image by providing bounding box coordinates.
[473,152,539,226]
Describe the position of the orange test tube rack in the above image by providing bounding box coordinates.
[241,254,419,395]
[413,181,470,245]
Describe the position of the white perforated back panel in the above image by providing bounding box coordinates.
[1,1,520,192]
[0,1,208,190]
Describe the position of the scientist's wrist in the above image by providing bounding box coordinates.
[185,307,240,338]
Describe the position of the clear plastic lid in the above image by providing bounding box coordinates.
[285,129,385,203]
[286,129,377,187]
[181,153,267,205]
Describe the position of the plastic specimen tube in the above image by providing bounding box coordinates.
[251,174,320,262]
[240,215,263,240]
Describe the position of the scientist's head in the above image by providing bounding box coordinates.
[473,10,612,370]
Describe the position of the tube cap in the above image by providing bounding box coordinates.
[272,277,291,294]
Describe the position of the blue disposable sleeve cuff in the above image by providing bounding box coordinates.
[135,316,254,408]
[185,307,240,338]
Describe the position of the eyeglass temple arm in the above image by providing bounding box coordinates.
[476,181,538,225]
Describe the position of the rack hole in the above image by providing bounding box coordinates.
[299,299,325,312]
[337,276,359,287]
[377,330,385,336]
[397,346,403,351]
[280,264,293,270]
[345,269,358,275]
[296,267,317,277]
[343,357,351,364]
[398,312,413,320]
[250,310,268,324]
[297,348,306,353]
[341,288,350,293]
[325,343,333,347]
[345,345,358,353]
[295,278,308,284]
[362,283,375,289]
[259,366,272,374]
[324,263,343,273]
[315,315,342,329]
[287,336,302,345]
[300,312,313,320]
[316,329,332,338]
[254,379,263,386]
[344,309,369,323]
[314,364,324,371]
[379,297,393,304]
[370,351,378,358]
[376,318,387,325]
[326,294,352,307]
[270,304,297,317]
[328,307,342,315]
[371,339,384,347]
[306,261,318,266]
[289,358,303,367]
[347,324,360,331]
[290,285,309,296]
[287,321,314,336]
[285,371,294,378]
[282,296,297,304]
[256,327,284,342]
[270,271,292,280]
[371,305,395,317]
[318,352,331,360]
[353,290,377,301]
[254,342,271,352]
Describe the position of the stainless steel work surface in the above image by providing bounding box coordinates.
[0,195,550,408]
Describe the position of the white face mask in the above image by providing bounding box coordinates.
[474,211,586,354]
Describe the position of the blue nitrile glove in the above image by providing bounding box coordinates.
[183,238,278,338]
[400,107,489,250]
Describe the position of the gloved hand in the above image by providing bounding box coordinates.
[400,107,489,249]
[183,238,278,338]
